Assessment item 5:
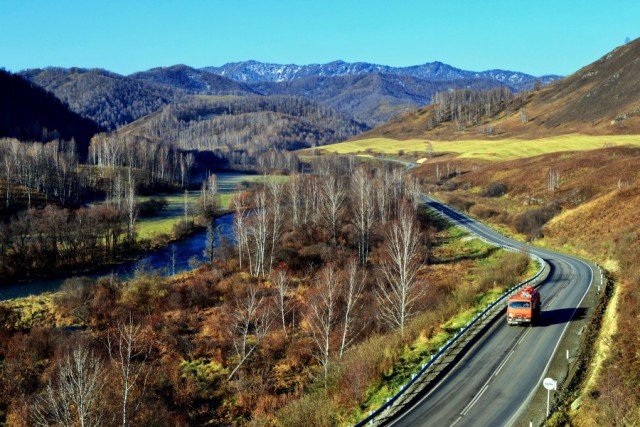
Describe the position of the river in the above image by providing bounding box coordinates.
[0,172,257,301]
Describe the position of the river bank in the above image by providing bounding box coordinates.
[0,172,266,300]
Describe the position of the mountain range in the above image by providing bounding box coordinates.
[202,60,560,90]
[358,37,640,140]
[20,61,559,130]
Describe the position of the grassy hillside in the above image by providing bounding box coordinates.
[356,37,640,141]
[412,146,640,424]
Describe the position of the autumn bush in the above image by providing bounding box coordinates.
[53,276,96,323]
[138,197,168,217]
[512,204,560,239]
[477,251,530,290]
[469,203,499,219]
[172,219,196,239]
[445,195,475,211]
[483,182,508,197]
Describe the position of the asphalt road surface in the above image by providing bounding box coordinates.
[388,196,595,427]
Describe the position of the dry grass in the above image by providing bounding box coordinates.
[416,146,640,261]
[315,135,640,161]
[420,144,640,425]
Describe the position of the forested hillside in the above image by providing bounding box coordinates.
[0,70,102,157]
[254,73,509,126]
[130,64,258,96]
[21,61,558,132]
[20,68,183,130]
[114,95,368,152]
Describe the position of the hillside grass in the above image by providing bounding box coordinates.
[417,145,640,425]
[1,293,73,329]
[318,135,640,161]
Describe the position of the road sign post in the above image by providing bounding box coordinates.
[543,377,557,418]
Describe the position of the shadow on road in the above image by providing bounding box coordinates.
[536,307,587,327]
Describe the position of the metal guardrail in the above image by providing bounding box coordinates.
[354,201,548,427]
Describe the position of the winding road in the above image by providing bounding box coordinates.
[386,196,596,426]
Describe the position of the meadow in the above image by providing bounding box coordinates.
[318,134,640,161]
[136,173,288,241]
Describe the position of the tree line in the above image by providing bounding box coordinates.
[111,96,368,153]
[0,138,84,209]
[0,156,439,425]
[0,205,131,280]
[432,87,514,130]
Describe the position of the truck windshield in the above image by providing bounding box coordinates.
[509,301,531,309]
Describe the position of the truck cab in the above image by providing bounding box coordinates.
[507,286,541,326]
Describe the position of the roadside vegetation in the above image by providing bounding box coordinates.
[407,144,640,425]
[0,155,537,426]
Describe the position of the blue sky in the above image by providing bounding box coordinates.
[1,0,638,76]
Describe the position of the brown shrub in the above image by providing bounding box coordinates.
[172,220,195,239]
[477,251,530,290]
[278,391,339,427]
[53,277,95,323]
[512,205,560,239]
[469,204,499,219]
[483,182,508,197]
[446,195,475,211]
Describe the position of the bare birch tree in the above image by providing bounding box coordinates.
[232,194,249,270]
[405,175,423,210]
[352,167,375,265]
[375,172,390,223]
[339,259,366,358]
[308,264,340,387]
[547,169,561,191]
[204,223,216,265]
[272,268,291,339]
[320,175,345,244]
[124,171,138,243]
[376,205,426,335]
[227,285,272,380]
[107,314,151,427]
[33,345,105,427]
[248,189,269,277]
[199,174,219,217]
[183,190,191,223]
[287,173,303,227]
[267,178,285,274]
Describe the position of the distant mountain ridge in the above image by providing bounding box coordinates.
[202,60,560,91]
[356,37,640,140]
[252,72,509,126]
[20,61,561,131]
[129,64,259,96]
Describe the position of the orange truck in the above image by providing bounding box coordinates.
[507,286,541,326]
